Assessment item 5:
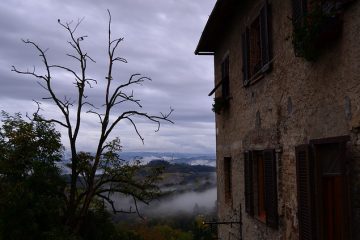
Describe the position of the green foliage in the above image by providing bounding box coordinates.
[0,111,213,239]
[0,112,68,239]
[292,8,320,61]
[146,160,215,173]
[128,223,193,240]
[212,97,228,114]
[79,208,123,240]
[116,212,216,240]
[0,111,63,175]
[192,215,214,240]
[0,112,124,240]
[292,5,342,61]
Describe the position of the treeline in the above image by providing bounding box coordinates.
[116,212,216,240]
[146,160,215,173]
[0,113,216,240]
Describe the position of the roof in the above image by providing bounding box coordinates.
[194,0,242,55]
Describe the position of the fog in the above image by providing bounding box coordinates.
[112,187,216,218]
[111,169,217,218]
[146,188,216,216]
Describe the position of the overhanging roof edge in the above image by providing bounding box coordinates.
[195,0,241,54]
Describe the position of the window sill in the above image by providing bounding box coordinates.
[256,214,266,223]
[246,214,267,226]
[244,62,271,87]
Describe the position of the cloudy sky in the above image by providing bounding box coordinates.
[0,0,216,153]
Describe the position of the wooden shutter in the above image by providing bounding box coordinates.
[263,149,278,228]
[339,0,355,6]
[244,151,254,215]
[291,0,307,25]
[338,141,350,240]
[260,2,271,71]
[241,28,250,86]
[221,56,230,98]
[296,144,316,240]
[224,157,232,203]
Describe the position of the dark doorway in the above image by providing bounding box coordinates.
[315,142,348,240]
[296,137,350,240]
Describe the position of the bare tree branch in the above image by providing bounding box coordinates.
[96,193,137,215]
[13,10,173,232]
[87,110,103,124]
[49,65,81,82]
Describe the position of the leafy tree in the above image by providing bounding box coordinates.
[11,10,173,232]
[0,112,70,240]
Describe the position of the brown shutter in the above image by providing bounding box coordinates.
[291,0,307,25]
[260,2,271,71]
[221,56,230,98]
[263,149,278,228]
[339,141,350,240]
[296,144,316,240]
[340,0,355,6]
[242,28,250,86]
[244,151,254,215]
[224,157,232,203]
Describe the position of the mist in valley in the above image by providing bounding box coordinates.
[111,172,217,219]
[144,187,216,216]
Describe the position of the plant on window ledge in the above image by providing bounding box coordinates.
[212,97,229,114]
[292,4,343,61]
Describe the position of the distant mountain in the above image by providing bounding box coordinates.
[58,151,216,175]
[119,152,216,167]
[141,160,216,192]
[147,160,215,173]
[61,151,216,166]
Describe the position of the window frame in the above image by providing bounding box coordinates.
[296,136,351,240]
[254,151,266,222]
[224,157,232,204]
[244,149,278,228]
[221,55,230,99]
[242,2,272,87]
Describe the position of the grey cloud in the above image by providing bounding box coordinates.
[0,0,216,153]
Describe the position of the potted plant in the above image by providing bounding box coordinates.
[212,97,229,114]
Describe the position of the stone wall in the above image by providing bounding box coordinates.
[213,0,360,239]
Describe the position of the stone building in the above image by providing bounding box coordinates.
[195,0,360,239]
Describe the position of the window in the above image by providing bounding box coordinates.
[207,55,230,98]
[296,136,350,240]
[224,157,232,203]
[242,2,271,86]
[221,56,230,99]
[244,150,278,228]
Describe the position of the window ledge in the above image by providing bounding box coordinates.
[244,62,271,87]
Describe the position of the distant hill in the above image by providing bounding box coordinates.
[138,160,216,194]
[61,151,216,171]
[147,160,215,173]
[119,152,216,167]
[108,157,217,220]
[59,153,216,186]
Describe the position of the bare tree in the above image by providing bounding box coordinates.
[12,10,173,231]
